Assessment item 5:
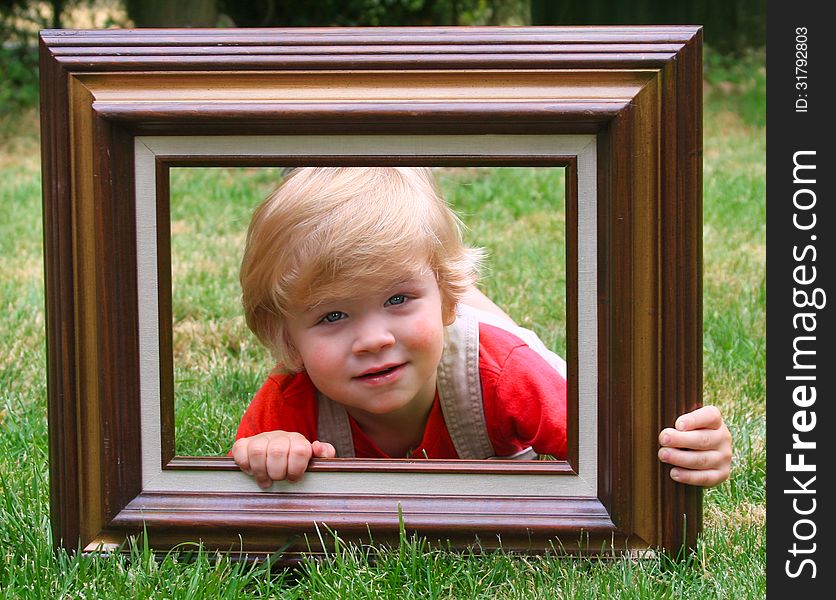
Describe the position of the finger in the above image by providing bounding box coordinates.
[264,436,291,483]
[674,405,723,431]
[312,441,337,458]
[231,439,251,473]
[285,438,313,482]
[247,437,273,489]
[668,466,729,488]
[659,427,728,451]
[658,447,727,471]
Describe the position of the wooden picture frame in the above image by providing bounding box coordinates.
[40,26,703,559]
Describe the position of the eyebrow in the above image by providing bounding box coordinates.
[302,276,425,312]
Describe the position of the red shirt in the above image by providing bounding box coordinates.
[234,323,567,459]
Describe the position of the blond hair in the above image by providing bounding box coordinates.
[240,167,482,371]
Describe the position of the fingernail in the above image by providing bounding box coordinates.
[670,468,680,481]
[662,434,671,445]
[676,419,685,430]
[660,449,670,461]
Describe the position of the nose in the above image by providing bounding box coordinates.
[351,315,396,354]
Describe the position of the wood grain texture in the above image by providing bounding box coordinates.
[40,26,694,70]
[105,492,623,561]
[40,26,702,558]
[40,34,80,552]
[658,27,704,555]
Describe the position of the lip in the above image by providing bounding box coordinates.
[353,362,406,384]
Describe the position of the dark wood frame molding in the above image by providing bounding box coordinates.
[40,26,703,560]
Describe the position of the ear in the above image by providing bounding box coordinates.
[275,351,304,374]
[441,298,458,327]
[276,327,305,372]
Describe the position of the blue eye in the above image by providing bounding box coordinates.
[386,295,407,306]
[321,311,345,323]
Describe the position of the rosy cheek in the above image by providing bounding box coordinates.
[304,342,339,372]
[292,334,335,375]
[405,316,444,351]
[305,338,357,400]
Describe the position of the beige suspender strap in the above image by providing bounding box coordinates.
[316,391,355,458]
[442,305,539,460]
[436,308,497,459]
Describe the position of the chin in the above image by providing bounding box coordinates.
[360,395,412,415]
[365,401,408,415]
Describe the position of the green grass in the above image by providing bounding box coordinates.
[443,167,567,354]
[0,49,765,597]
[168,167,281,455]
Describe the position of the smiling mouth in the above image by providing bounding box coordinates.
[355,364,404,380]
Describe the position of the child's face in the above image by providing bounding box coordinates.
[285,267,446,421]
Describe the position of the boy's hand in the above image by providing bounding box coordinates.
[231,431,336,488]
[657,405,732,487]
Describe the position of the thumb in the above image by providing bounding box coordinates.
[311,440,337,458]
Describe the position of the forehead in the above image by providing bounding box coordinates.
[301,266,436,309]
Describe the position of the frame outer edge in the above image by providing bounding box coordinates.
[658,27,704,555]
[38,26,704,558]
[40,33,81,553]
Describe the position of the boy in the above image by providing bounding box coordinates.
[233,167,732,488]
